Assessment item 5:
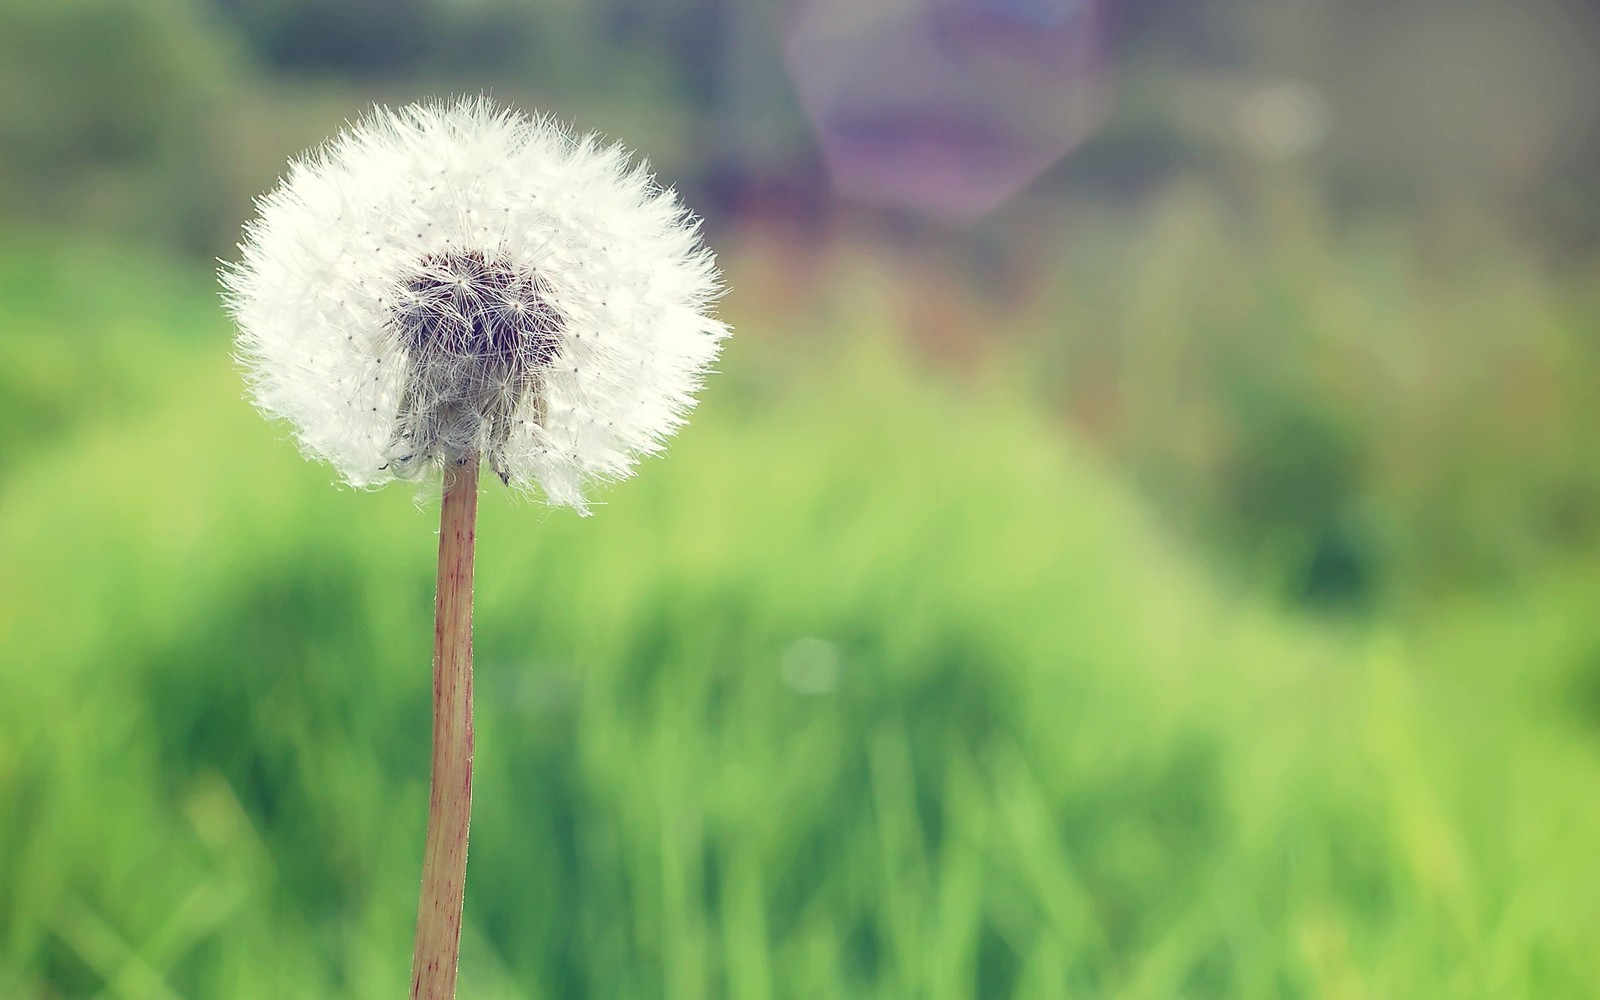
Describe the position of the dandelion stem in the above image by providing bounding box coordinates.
[411,455,479,1000]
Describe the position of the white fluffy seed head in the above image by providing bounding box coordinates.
[222,97,729,513]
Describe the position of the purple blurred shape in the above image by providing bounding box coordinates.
[783,0,1109,220]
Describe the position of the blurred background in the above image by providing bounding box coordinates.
[3,0,1600,996]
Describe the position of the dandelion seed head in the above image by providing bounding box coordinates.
[221,97,729,512]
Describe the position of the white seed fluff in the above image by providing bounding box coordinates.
[222,98,729,513]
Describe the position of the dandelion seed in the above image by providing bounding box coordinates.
[222,96,728,512]
[219,97,729,1000]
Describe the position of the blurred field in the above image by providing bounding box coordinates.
[4,1,1600,993]
[3,225,1600,999]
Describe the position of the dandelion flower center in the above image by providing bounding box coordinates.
[388,250,565,482]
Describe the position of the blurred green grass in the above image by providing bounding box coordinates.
[2,233,1600,1000]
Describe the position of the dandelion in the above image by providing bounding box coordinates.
[221,98,728,1000]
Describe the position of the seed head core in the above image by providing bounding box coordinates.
[388,250,565,483]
